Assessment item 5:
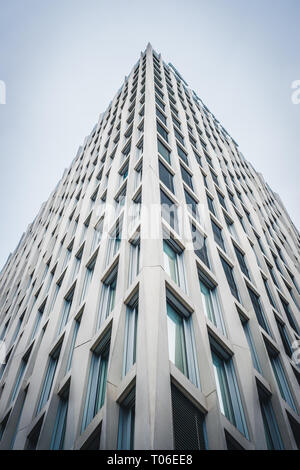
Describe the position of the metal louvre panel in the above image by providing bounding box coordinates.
[171,384,205,450]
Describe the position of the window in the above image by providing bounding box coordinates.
[31,301,45,340]
[57,288,74,335]
[191,225,210,268]
[163,239,186,291]
[159,160,174,193]
[36,343,61,415]
[123,295,138,377]
[220,257,240,301]
[166,290,200,387]
[174,128,184,145]
[171,384,206,450]
[66,316,81,372]
[239,315,261,373]
[157,121,168,142]
[117,388,135,450]
[80,256,96,304]
[267,345,296,412]
[97,265,118,329]
[233,245,250,279]
[177,144,188,165]
[184,190,199,221]
[275,317,293,358]
[128,236,140,286]
[262,276,276,309]
[279,296,300,335]
[217,191,227,210]
[50,389,69,450]
[225,215,238,240]
[210,338,248,438]
[247,287,270,334]
[257,385,284,450]
[180,165,193,190]
[207,194,216,216]
[156,107,166,125]
[157,138,171,164]
[211,220,225,252]
[160,190,178,232]
[82,332,110,430]
[199,270,226,335]
[10,351,29,403]
[155,95,165,111]
[70,247,83,283]
[107,218,123,265]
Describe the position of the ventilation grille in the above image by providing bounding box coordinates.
[171,384,205,450]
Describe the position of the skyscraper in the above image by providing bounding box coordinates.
[0,43,299,450]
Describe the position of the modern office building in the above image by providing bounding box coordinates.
[0,43,299,450]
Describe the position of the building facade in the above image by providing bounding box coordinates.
[0,43,299,450]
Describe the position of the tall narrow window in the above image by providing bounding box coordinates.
[50,389,69,450]
[160,189,178,232]
[31,301,46,340]
[180,165,193,190]
[80,256,96,304]
[70,247,83,283]
[199,270,226,335]
[157,138,171,164]
[171,384,206,450]
[267,345,297,412]
[220,257,240,301]
[128,237,140,286]
[97,265,118,329]
[233,245,250,279]
[36,344,61,415]
[123,295,138,376]
[166,291,200,387]
[211,220,226,252]
[163,239,186,291]
[159,160,174,193]
[10,349,30,403]
[49,277,63,314]
[107,218,123,266]
[157,121,168,142]
[184,190,199,221]
[225,215,238,240]
[66,316,81,372]
[279,296,300,335]
[239,315,261,373]
[91,218,103,254]
[247,287,270,335]
[262,276,277,309]
[257,385,284,450]
[211,339,248,438]
[207,194,216,216]
[177,144,188,165]
[117,389,135,450]
[275,317,293,358]
[82,332,110,430]
[217,191,227,211]
[57,288,74,335]
[191,225,210,268]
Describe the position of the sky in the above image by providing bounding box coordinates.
[0,0,299,270]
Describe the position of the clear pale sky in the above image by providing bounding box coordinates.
[0,0,299,270]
